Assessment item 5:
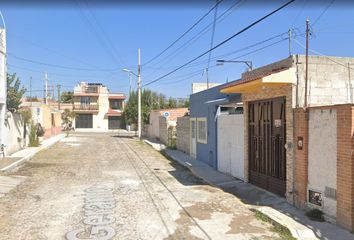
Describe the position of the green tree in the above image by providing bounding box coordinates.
[7,73,26,111]
[60,91,73,103]
[123,91,138,125]
[167,97,177,108]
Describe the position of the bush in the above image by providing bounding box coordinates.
[306,208,325,222]
[36,123,45,137]
[29,123,39,147]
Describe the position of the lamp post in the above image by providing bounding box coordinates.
[122,48,141,139]
[216,59,253,71]
[122,68,135,95]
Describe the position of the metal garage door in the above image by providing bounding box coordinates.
[75,114,93,128]
[248,97,286,197]
[108,116,121,129]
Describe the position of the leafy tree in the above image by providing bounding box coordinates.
[123,89,189,126]
[7,73,26,111]
[167,97,177,108]
[158,93,166,109]
[26,96,39,102]
[123,91,138,125]
[61,109,76,128]
[60,91,73,103]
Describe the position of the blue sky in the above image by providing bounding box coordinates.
[2,0,354,99]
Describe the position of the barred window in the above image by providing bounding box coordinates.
[197,118,207,144]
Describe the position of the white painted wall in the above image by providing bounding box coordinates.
[217,114,244,180]
[0,28,6,148]
[308,109,337,218]
[3,112,27,156]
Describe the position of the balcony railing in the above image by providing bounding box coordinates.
[73,104,99,111]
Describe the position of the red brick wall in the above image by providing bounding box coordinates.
[294,108,309,209]
[336,105,354,230]
[294,104,354,231]
[43,127,62,140]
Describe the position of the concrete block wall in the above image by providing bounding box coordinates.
[176,116,190,155]
[159,116,168,145]
[294,55,354,108]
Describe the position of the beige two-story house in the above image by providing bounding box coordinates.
[73,82,126,131]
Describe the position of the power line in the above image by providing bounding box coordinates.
[7,63,114,78]
[83,0,126,66]
[293,37,354,71]
[8,53,120,72]
[143,0,224,67]
[75,0,123,66]
[11,33,100,69]
[145,0,244,77]
[143,0,295,87]
[312,0,335,27]
[185,30,289,69]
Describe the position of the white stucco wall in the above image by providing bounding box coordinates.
[217,114,244,180]
[0,28,6,147]
[3,112,27,156]
[308,108,337,218]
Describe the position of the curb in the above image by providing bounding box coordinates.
[144,140,319,240]
[1,134,65,172]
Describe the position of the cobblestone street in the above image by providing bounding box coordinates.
[0,133,280,239]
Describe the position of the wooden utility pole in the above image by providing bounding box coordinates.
[57,84,61,110]
[304,19,309,108]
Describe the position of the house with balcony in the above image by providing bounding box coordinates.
[73,82,126,131]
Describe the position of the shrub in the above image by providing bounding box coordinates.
[29,123,39,147]
[306,209,325,222]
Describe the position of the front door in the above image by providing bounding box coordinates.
[248,98,286,196]
[75,114,93,128]
[190,118,197,158]
[108,116,121,129]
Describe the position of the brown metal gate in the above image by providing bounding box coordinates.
[248,98,286,196]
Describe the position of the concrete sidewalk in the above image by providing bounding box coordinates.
[144,139,354,240]
[0,134,65,172]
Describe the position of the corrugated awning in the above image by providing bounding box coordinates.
[220,67,296,94]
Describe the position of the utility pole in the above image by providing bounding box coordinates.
[57,84,61,110]
[206,68,209,89]
[288,28,292,56]
[129,71,132,96]
[304,19,309,108]
[137,48,141,139]
[45,72,48,105]
[30,76,32,107]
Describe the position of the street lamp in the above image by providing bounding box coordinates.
[122,48,141,139]
[122,68,137,94]
[216,59,253,71]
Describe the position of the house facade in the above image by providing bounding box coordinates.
[21,101,62,140]
[220,55,354,231]
[73,82,125,131]
[189,83,242,170]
